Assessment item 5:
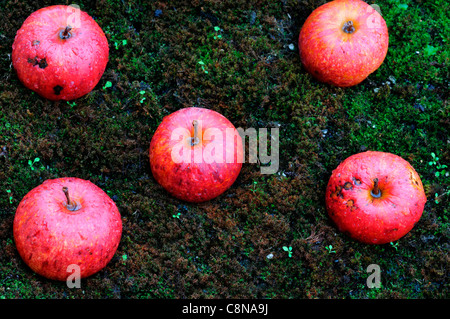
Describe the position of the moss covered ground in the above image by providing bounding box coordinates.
[0,0,448,299]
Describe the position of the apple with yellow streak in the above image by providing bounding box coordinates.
[298,0,389,87]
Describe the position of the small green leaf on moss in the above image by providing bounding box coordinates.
[424,45,439,56]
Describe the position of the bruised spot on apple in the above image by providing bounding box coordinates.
[53,85,64,95]
[13,177,122,281]
[325,151,427,244]
[27,56,48,69]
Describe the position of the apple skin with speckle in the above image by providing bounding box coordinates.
[149,107,243,203]
[13,177,122,281]
[325,151,427,244]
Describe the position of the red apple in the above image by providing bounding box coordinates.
[12,5,109,100]
[325,151,427,244]
[149,107,243,203]
[13,177,122,281]
[298,0,389,87]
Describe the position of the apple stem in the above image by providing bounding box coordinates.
[191,120,200,146]
[342,21,355,34]
[62,186,79,211]
[60,26,72,40]
[371,178,381,198]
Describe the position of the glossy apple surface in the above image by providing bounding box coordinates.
[149,107,243,203]
[12,5,109,100]
[298,0,389,87]
[13,177,122,281]
[325,151,427,244]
